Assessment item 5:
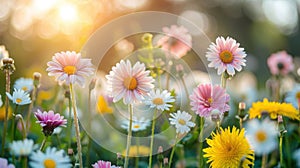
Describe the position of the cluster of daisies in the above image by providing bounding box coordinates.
[0,23,300,168]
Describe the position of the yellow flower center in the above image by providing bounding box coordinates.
[178,119,186,125]
[63,65,77,75]
[16,98,22,103]
[133,124,140,129]
[219,50,233,63]
[123,77,138,90]
[152,98,164,105]
[295,92,300,100]
[208,98,213,104]
[255,130,267,142]
[22,86,28,91]
[44,159,56,168]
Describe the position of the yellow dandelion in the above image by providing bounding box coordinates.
[97,95,113,114]
[249,98,300,120]
[122,145,150,157]
[203,127,254,168]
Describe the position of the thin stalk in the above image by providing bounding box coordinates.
[198,117,204,168]
[11,105,19,142]
[148,109,158,168]
[86,87,92,167]
[221,72,227,89]
[22,157,28,168]
[1,69,10,156]
[168,136,178,168]
[181,76,190,101]
[261,154,267,168]
[135,135,140,168]
[239,118,243,129]
[40,136,48,151]
[279,136,284,167]
[26,84,37,133]
[56,134,61,147]
[69,84,83,168]
[124,104,133,168]
[16,114,26,139]
[67,95,72,148]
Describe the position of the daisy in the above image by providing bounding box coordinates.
[30,147,72,168]
[46,51,94,87]
[267,51,294,76]
[106,60,154,104]
[0,157,15,168]
[10,139,36,157]
[14,78,34,92]
[203,127,254,168]
[143,89,175,111]
[92,160,120,168]
[284,85,300,109]
[245,119,277,155]
[34,109,67,136]
[6,88,31,105]
[190,84,230,117]
[156,25,192,59]
[121,117,151,132]
[169,110,195,134]
[206,36,247,76]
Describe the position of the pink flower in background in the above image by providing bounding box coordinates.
[34,109,67,136]
[157,25,192,59]
[92,160,120,168]
[267,51,294,76]
[190,84,230,117]
[206,36,246,76]
[46,51,94,86]
[106,60,154,104]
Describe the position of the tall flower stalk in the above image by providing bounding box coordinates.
[124,104,133,168]
[148,109,158,168]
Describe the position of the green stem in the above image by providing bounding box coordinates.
[69,84,83,168]
[279,135,284,167]
[261,154,267,168]
[124,104,133,168]
[40,136,48,151]
[198,117,204,168]
[67,95,72,148]
[221,72,227,89]
[181,76,190,101]
[135,135,140,168]
[168,136,178,168]
[1,69,10,156]
[26,84,37,133]
[23,156,28,168]
[86,87,92,167]
[11,105,19,142]
[148,109,158,168]
[239,118,243,129]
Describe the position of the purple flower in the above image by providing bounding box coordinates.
[0,157,14,168]
[92,160,120,168]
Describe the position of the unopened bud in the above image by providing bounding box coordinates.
[2,58,14,64]
[211,109,220,122]
[158,146,163,153]
[239,102,246,110]
[163,158,168,166]
[68,148,74,155]
[157,146,164,163]
[116,152,123,166]
[278,115,283,123]
[33,72,42,87]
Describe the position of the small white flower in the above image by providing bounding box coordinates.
[6,89,31,105]
[245,119,278,156]
[144,89,175,111]
[10,139,36,157]
[121,117,151,132]
[14,78,34,92]
[169,110,195,134]
[30,147,72,168]
[293,148,300,167]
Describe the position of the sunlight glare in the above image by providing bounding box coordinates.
[59,3,77,22]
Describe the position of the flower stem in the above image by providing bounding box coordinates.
[168,136,178,168]
[11,105,19,142]
[279,135,284,167]
[221,72,228,89]
[22,156,28,168]
[67,93,73,148]
[40,136,48,151]
[198,117,204,168]
[124,104,133,168]
[181,76,190,101]
[1,69,10,156]
[16,114,26,139]
[149,109,158,168]
[261,154,267,168]
[26,83,38,133]
[69,84,83,168]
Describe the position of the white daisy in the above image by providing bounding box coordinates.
[144,89,175,111]
[245,119,278,156]
[30,147,72,168]
[10,139,36,157]
[14,78,34,92]
[106,60,154,104]
[169,110,195,134]
[121,117,151,132]
[6,88,31,105]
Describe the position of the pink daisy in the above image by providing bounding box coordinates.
[34,109,67,136]
[190,84,230,117]
[106,60,154,104]
[157,25,192,59]
[206,36,246,76]
[267,51,294,76]
[46,51,94,86]
[92,160,120,168]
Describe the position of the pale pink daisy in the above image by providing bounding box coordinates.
[267,51,294,76]
[206,36,246,76]
[106,60,154,104]
[190,84,230,117]
[92,160,120,168]
[157,25,192,59]
[46,51,94,86]
[34,109,67,136]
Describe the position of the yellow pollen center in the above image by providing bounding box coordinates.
[208,98,213,104]
[44,159,56,168]
[152,98,164,105]
[133,125,140,129]
[16,98,22,103]
[255,131,267,142]
[296,92,300,100]
[22,86,28,91]
[178,119,186,125]
[123,77,138,90]
[63,65,77,75]
[219,50,233,63]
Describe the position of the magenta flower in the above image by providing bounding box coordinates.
[46,51,94,86]
[34,109,67,136]
[157,25,192,59]
[206,36,246,76]
[92,160,120,168]
[190,84,230,117]
[106,60,154,104]
[267,51,294,76]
